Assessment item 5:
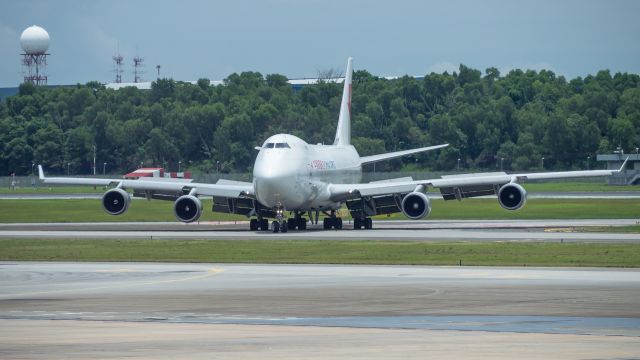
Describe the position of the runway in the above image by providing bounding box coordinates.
[1,219,638,242]
[1,262,639,359]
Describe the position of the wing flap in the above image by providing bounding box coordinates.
[345,193,403,217]
[439,184,500,201]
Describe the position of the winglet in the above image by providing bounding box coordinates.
[618,156,630,172]
[38,165,45,180]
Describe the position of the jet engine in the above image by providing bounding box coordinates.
[401,192,432,220]
[102,188,131,215]
[498,183,527,210]
[173,195,203,223]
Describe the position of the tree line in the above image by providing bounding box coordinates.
[1,64,639,175]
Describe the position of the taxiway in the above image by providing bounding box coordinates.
[1,262,639,359]
[0,219,638,242]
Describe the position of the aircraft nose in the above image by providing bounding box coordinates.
[253,156,303,208]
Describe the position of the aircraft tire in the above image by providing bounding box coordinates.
[250,219,258,231]
[260,219,269,231]
[272,221,280,233]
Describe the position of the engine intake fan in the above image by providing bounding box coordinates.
[102,188,131,215]
[498,183,527,210]
[174,195,203,223]
[401,192,431,220]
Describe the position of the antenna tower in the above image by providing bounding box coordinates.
[112,53,124,83]
[133,56,144,83]
[22,53,49,86]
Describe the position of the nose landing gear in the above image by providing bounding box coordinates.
[271,207,288,233]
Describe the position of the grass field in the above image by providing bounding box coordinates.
[1,198,639,223]
[522,182,639,192]
[579,225,640,233]
[376,198,640,221]
[1,239,638,267]
[0,186,105,194]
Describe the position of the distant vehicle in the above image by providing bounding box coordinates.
[123,167,192,181]
[39,58,629,232]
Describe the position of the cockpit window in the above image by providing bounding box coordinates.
[263,142,290,149]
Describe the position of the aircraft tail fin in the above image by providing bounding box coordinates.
[334,57,353,146]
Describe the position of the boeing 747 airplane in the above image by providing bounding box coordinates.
[39,58,628,232]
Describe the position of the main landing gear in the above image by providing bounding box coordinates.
[249,218,269,231]
[322,210,343,230]
[287,212,307,230]
[353,217,373,230]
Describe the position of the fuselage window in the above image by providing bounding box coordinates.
[275,143,290,148]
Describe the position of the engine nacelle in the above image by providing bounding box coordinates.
[401,192,432,220]
[173,195,203,223]
[498,183,527,210]
[102,188,131,215]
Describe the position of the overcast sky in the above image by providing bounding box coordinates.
[1,0,639,87]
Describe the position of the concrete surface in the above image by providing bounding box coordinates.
[2,319,639,360]
[1,219,638,242]
[1,262,639,359]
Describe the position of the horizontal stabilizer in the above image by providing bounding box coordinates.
[360,143,448,165]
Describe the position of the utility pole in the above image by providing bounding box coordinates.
[93,145,96,175]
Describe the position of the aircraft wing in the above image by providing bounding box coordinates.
[329,158,629,202]
[38,165,253,199]
[359,143,449,165]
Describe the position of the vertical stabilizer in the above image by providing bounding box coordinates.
[334,57,353,145]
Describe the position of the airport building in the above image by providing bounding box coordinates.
[597,153,640,185]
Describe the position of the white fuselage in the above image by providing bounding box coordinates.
[253,134,361,211]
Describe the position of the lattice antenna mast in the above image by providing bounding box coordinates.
[112,53,124,83]
[22,53,49,86]
[133,56,144,83]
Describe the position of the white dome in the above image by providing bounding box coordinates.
[20,25,50,54]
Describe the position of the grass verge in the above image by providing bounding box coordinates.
[1,198,639,223]
[1,239,639,267]
[578,225,640,233]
